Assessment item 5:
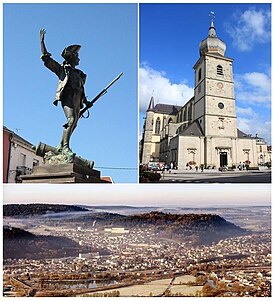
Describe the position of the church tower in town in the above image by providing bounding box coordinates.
[192,16,238,167]
[140,14,271,170]
[193,18,237,138]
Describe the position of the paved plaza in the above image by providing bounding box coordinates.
[159,168,271,183]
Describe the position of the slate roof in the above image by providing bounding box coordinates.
[153,104,182,115]
[179,120,204,136]
[237,129,259,139]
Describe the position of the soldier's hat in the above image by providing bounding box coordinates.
[61,45,81,59]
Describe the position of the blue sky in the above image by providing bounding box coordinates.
[139,3,271,144]
[3,3,138,183]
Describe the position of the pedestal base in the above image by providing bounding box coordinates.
[20,163,108,183]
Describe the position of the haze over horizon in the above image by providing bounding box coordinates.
[3,184,271,207]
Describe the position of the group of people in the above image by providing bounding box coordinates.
[169,161,177,170]
[185,163,204,172]
[238,162,249,171]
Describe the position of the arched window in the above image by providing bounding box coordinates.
[155,117,161,134]
[188,106,192,120]
[183,109,187,121]
[168,118,173,124]
[217,65,223,76]
[177,111,181,123]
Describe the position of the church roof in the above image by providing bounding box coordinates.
[199,19,226,56]
[237,129,255,139]
[152,104,181,115]
[179,120,204,136]
[147,96,155,111]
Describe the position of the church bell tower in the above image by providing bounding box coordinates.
[193,15,238,139]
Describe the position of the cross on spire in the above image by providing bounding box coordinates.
[209,11,215,21]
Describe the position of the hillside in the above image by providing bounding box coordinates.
[3,226,80,260]
[4,205,250,247]
[99,211,249,245]
[3,203,88,217]
[60,210,249,245]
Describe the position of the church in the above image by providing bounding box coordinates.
[140,19,271,170]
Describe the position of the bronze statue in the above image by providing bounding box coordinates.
[40,28,88,157]
[39,29,122,167]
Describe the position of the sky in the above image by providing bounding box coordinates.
[139,3,271,144]
[3,3,138,183]
[3,183,271,207]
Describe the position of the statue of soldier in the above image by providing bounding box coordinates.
[40,29,89,157]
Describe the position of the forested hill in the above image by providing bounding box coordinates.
[129,211,238,227]
[3,204,88,217]
[3,226,80,260]
[94,211,249,245]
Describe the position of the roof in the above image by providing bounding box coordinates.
[237,129,258,139]
[153,104,181,115]
[3,126,35,147]
[179,120,204,136]
[199,19,226,57]
[100,176,113,183]
[147,96,155,111]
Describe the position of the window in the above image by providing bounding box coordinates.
[198,84,201,94]
[177,111,182,123]
[217,65,223,76]
[198,68,202,81]
[188,105,192,120]
[168,118,173,124]
[218,102,224,109]
[183,109,187,121]
[19,153,26,166]
[155,117,161,134]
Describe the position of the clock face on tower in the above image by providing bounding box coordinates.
[217,82,224,89]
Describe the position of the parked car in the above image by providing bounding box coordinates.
[147,162,159,171]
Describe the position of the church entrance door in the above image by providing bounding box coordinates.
[220,152,228,167]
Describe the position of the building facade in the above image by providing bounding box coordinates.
[140,20,271,170]
[3,126,44,183]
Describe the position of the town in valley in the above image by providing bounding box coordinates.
[3,204,271,297]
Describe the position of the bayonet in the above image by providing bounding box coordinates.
[79,72,123,118]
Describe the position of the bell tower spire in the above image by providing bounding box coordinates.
[193,13,237,140]
[199,12,226,56]
[208,11,217,37]
[147,96,155,111]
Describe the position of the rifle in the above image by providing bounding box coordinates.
[79,72,123,118]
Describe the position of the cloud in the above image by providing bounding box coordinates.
[236,106,254,117]
[234,72,271,106]
[236,106,271,144]
[225,7,271,51]
[235,70,271,143]
[139,63,193,112]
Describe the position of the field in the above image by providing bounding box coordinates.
[82,276,203,297]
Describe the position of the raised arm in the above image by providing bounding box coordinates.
[40,28,64,77]
[40,28,51,56]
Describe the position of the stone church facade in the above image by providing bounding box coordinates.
[140,20,271,169]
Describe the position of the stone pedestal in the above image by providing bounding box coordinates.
[20,163,108,183]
